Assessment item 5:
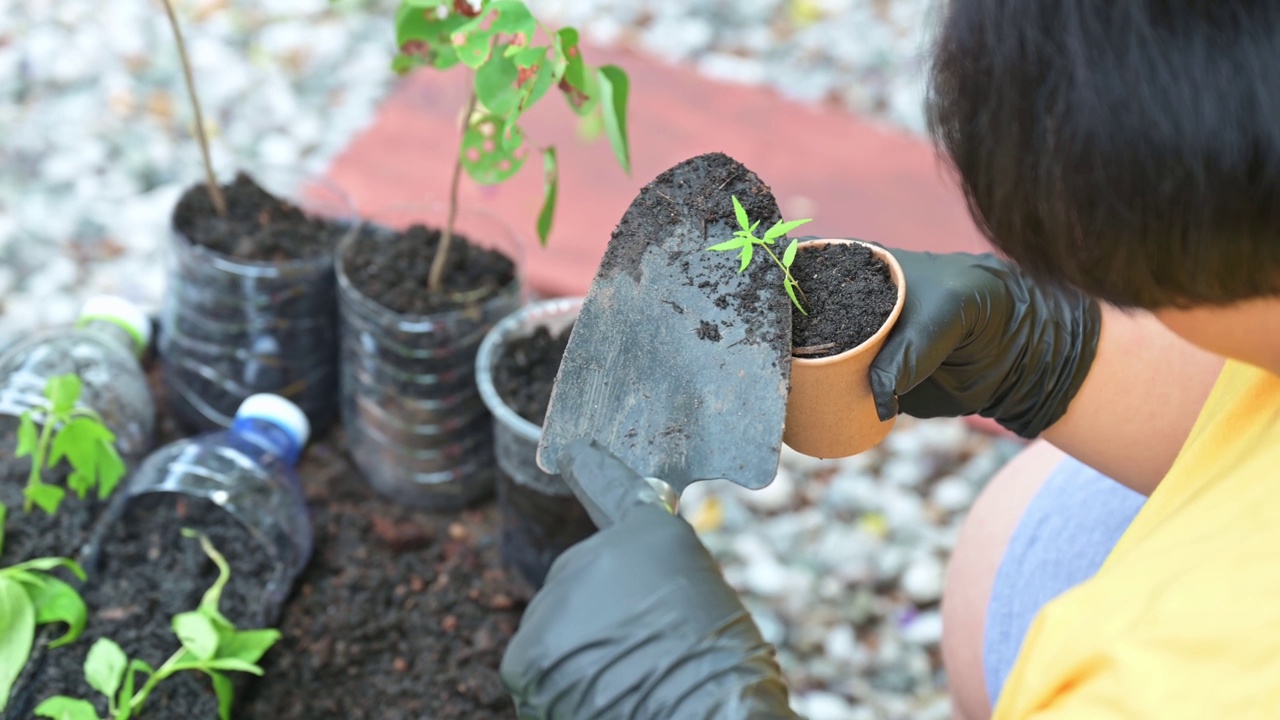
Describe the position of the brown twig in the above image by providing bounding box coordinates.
[428,86,479,294]
[160,0,226,217]
[792,343,837,356]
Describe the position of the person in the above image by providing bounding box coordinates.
[499,1,1280,717]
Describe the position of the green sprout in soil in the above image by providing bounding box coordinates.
[16,375,126,516]
[0,503,89,713]
[34,530,281,720]
[392,0,633,293]
[708,195,814,314]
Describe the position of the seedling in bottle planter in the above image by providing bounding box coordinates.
[0,503,89,713]
[15,375,126,516]
[34,530,281,720]
[707,195,813,314]
[392,0,633,292]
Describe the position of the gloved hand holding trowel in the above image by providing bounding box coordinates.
[498,154,1099,719]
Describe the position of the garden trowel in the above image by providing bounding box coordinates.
[536,152,793,525]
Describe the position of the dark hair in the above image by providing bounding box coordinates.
[927,1,1280,309]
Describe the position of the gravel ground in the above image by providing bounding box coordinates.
[0,1,1025,718]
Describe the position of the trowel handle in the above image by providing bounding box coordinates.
[556,439,679,529]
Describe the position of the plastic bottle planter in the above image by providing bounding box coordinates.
[159,169,356,435]
[477,298,597,588]
[86,395,313,628]
[784,239,907,458]
[337,205,523,510]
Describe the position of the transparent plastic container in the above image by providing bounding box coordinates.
[94,394,313,625]
[476,298,597,587]
[158,167,356,435]
[337,203,523,509]
[0,296,155,484]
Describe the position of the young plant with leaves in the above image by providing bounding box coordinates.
[16,375,126,516]
[0,503,89,713]
[392,0,633,293]
[34,530,281,720]
[708,195,814,314]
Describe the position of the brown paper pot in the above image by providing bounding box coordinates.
[784,239,907,458]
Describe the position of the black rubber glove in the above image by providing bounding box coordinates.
[501,441,798,720]
[864,248,1102,438]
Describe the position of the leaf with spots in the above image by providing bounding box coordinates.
[462,114,528,184]
[537,147,559,246]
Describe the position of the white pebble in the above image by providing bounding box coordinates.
[796,691,857,720]
[823,624,860,662]
[901,610,944,646]
[930,475,975,513]
[738,467,796,513]
[902,554,945,605]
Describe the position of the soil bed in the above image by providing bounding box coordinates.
[14,494,273,719]
[173,172,342,261]
[490,323,597,588]
[342,224,516,316]
[791,242,897,358]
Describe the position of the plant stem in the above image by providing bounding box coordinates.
[428,88,479,294]
[128,648,184,712]
[160,0,227,218]
[23,412,59,512]
[759,244,809,307]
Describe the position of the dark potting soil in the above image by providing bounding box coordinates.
[790,242,898,358]
[237,438,529,720]
[16,494,274,720]
[173,172,342,261]
[343,224,517,316]
[596,151,792,369]
[0,436,102,567]
[492,324,574,426]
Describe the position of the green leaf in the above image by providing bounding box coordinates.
[0,577,35,713]
[394,4,468,71]
[95,446,125,501]
[46,375,82,416]
[16,415,37,458]
[173,612,218,661]
[782,238,800,268]
[48,417,113,472]
[537,147,559,247]
[402,0,448,7]
[29,576,87,648]
[739,242,754,273]
[118,658,152,715]
[461,114,527,184]
[454,1,536,69]
[707,237,748,252]
[474,52,520,117]
[193,658,266,676]
[85,637,127,701]
[10,557,86,582]
[209,671,234,720]
[596,65,631,174]
[731,196,749,231]
[558,28,587,93]
[763,218,814,242]
[25,482,66,516]
[33,696,99,720]
[785,281,806,314]
[217,629,281,665]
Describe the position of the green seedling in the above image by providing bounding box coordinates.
[392,0,633,293]
[16,375,126,516]
[34,530,281,720]
[708,195,814,314]
[0,503,90,713]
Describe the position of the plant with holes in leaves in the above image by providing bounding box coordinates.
[392,0,632,293]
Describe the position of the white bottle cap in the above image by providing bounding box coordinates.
[78,295,152,355]
[236,394,311,448]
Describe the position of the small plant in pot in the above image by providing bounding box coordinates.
[334,0,632,509]
[476,298,596,588]
[709,197,907,458]
[155,0,356,436]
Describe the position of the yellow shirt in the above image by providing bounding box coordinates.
[995,359,1280,719]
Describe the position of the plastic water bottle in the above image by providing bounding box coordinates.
[0,296,154,482]
[116,393,313,622]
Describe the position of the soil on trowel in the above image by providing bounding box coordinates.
[493,325,574,425]
[342,224,516,316]
[14,495,274,719]
[173,172,345,261]
[596,151,793,368]
[790,242,897,358]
